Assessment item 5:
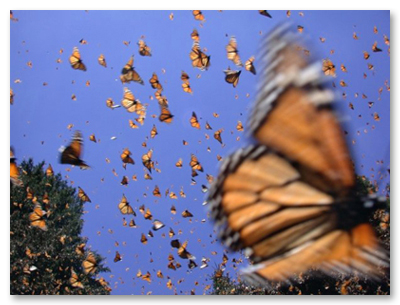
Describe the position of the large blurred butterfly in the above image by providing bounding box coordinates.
[60,131,89,169]
[208,24,388,286]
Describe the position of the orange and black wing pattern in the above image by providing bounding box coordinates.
[224,68,241,88]
[208,24,388,286]
[69,47,87,71]
[60,131,89,169]
[120,56,144,84]
[29,203,47,231]
[190,42,210,71]
[10,147,23,187]
[226,36,242,67]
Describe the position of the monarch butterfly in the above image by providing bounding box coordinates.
[121,148,134,165]
[129,219,137,228]
[69,47,86,71]
[175,158,183,168]
[169,228,176,238]
[236,121,244,132]
[144,208,153,220]
[297,25,304,33]
[191,29,199,42]
[98,54,107,67]
[182,82,193,94]
[167,261,176,271]
[82,252,98,274]
[10,88,14,104]
[190,154,203,172]
[226,37,242,67]
[206,174,214,184]
[182,210,193,218]
[121,87,144,114]
[180,187,186,198]
[70,268,84,289]
[384,35,390,46]
[60,131,90,169]
[157,270,164,278]
[208,24,388,285]
[10,147,23,187]
[150,125,158,139]
[190,42,210,71]
[155,90,167,105]
[75,243,85,256]
[29,204,47,231]
[177,240,196,260]
[129,119,139,129]
[191,169,198,178]
[245,56,256,75]
[106,98,116,109]
[159,106,174,123]
[214,129,223,144]
[142,149,154,172]
[190,112,200,129]
[141,233,148,244]
[114,251,122,263]
[118,194,135,215]
[138,40,152,56]
[372,41,382,52]
[152,219,165,231]
[98,277,111,292]
[141,272,151,282]
[153,185,161,197]
[259,10,272,18]
[192,10,205,21]
[78,187,91,203]
[181,71,190,82]
[120,176,129,186]
[224,68,241,88]
[322,59,336,77]
[120,56,144,84]
[89,134,97,143]
[205,121,212,130]
[149,73,163,90]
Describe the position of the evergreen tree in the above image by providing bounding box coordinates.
[10,159,111,295]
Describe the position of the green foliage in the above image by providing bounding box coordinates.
[209,177,390,295]
[10,159,111,295]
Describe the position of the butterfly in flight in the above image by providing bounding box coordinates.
[208,23,389,286]
[10,147,23,187]
[59,131,89,169]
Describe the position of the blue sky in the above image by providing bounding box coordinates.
[10,10,390,295]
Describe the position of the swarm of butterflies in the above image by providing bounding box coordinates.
[10,10,390,295]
